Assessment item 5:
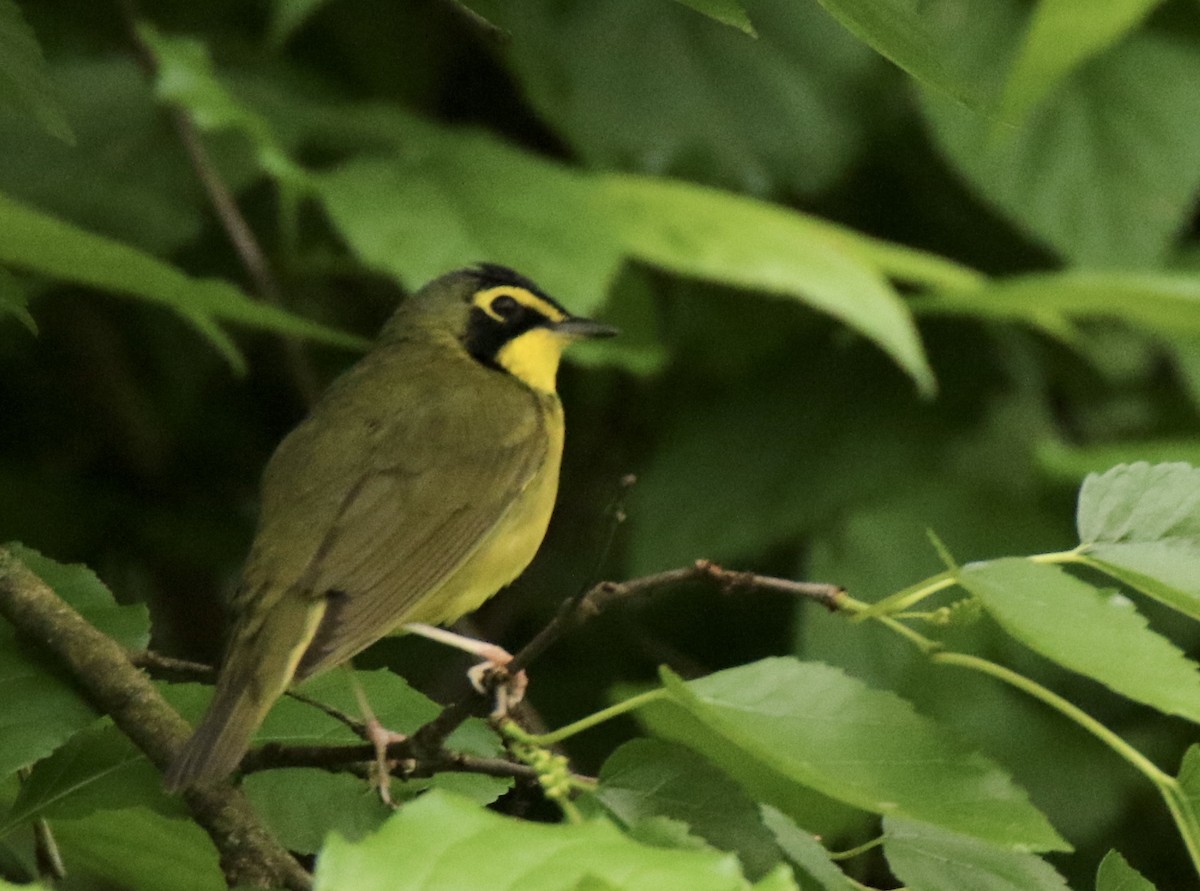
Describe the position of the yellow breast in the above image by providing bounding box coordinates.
[406,393,565,627]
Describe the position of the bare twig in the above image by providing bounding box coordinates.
[507,559,845,676]
[0,548,312,891]
[116,0,321,404]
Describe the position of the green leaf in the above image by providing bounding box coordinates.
[139,25,302,184]
[811,0,991,106]
[0,268,35,333]
[660,658,1068,851]
[0,545,149,776]
[671,0,756,35]
[1000,0,1165,124]
[317,144,621,316]
[1075,462,1200,621]
[922,29,1200,267]
[0,0,72,142]
[1095,850,1158,891]
[471,0,884,197]
[243,769,391,855]
[0,190,367,369]
[759,806,855,891]
[268,0,338,46]
[883,816,1070,890]
[603,174,934,395]
[920,271,1200,340]
[0,57,225,256]
[312,790,793,891]
[1037,441,1200,486]
[1,723,182,836]
[957,557,1200,723]
[597,739,782,880]
[50,806,223,891]
[1177,746,1200,819]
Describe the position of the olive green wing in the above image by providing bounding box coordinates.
[292,420,549,678]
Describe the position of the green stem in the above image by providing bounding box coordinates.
[828,834,885,861]
[933,651,1200,875]
[508,689,669,747]
[851,571,956,620]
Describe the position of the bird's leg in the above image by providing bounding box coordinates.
[348,670,407,806]
[403,623,529,717]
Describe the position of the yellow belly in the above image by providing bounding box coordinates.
[405,396,564,627]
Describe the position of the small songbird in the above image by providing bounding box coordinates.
[164,265,616,790]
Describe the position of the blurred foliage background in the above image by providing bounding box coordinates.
[3,0,1200,886]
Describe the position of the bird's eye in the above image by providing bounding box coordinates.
[491,295,520,319]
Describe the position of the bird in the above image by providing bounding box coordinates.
[163,264,616,791]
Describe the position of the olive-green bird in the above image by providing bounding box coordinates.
[163,265,615,790]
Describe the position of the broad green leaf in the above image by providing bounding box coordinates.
[1096,850,1157,891]
[316,144,622,315]
[1075,462,1200,621]
[812,0,990,106]
[0,190,367,369]
[883,816,1069,890]
[759,806,855,891]
[672,0,755,34]
[139,25,302,184]
[1000,0,1164,123]
[603,175,934,395]
[50,806,223,891]
[1,724,181,836]
[243,769,391,855]
[922,29,1200,267]
[919,271,1200,340]
[0,545,148,776]
[0,0,71,142]
[661,658,1068,851]
[957,558,1200,723]
[471,0,884,197]
[313,790,795,891]
[597,739,782,879]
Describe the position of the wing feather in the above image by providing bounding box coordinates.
[232,341,553,681]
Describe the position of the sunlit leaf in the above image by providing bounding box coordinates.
[312,790,795,891]
[1075,462,1200,621]
[660,658,1068,851]
[603,175,935,395]
[958,557,1200,723]
[1000,0,1164,123]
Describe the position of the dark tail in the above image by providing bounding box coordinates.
[163,674,273,791]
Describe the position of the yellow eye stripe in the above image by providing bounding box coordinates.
[473,286,568,324]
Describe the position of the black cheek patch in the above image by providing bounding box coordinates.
[462,304,544,369]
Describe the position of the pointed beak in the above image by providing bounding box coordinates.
[551,316,619,339]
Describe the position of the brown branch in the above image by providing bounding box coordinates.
[507,559,845,676]
[0,548,312,891]
[116,0,321,404]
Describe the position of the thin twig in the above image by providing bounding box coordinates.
[116,0,320,404]
[507,559,844,676]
